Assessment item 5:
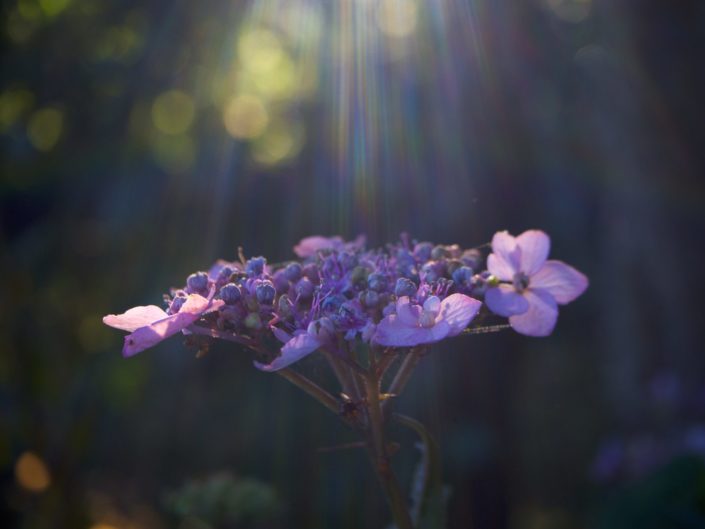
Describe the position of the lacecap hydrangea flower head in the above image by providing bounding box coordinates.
[103,230,587,369]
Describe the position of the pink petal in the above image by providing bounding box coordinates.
[516,230,550,275]
[531,260,589,304]
[121,294,212,357]
[508,289,558,337]
[103,305,168,332]
[254,332,321,372]
[485,284,530,317]
[373,316,449,347]
[293,236,344,258]
[491,231,521,277]
[438,293,482,335]
[396,296,423,326]
[487,253,515,281]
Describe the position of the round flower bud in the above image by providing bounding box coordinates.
[362,290,380,308]
[245,257,266,277]
[460,249,482,271]
[272,270,290,293]
[186,272,209,293]
[169,296,186,314]
[302,263,319,282]
[283,262,302,282]
[452,266,473,287]
[278,294,293,318]
[446,259,463,275]
[295,277,315,299]
[256,280,276,305]
[220,283,242,305]
[394,277,417,297]
[431,245,450,260]
[413,242,433,261]
[367,272,388,292]
[322,294,347,313]
[351,266,370,287]
[421,261,446,282]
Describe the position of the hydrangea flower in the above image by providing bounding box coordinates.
[293,234,366,258]
[373,294,481,347]
[103,293,224,357]
[484,230,588,336]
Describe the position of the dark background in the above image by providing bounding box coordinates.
[2,0,705,528]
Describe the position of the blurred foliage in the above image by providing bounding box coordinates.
[164,473,282,528]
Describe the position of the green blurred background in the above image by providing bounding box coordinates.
[2,0,705,527]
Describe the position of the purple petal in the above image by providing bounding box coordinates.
[516,230,550,275]
[373,316,450,347]
[293,235,344,258]
[121,294,211,357]
[423,296,441,317]
[531,260,589,304]
[271,326,292,343]
[508,289,558,337]
[438,293,482,336]
[396,296,423,326]
[485,284,530,317]
[103,305,168,332]
[254,332,321,371]
[490,231,521,278]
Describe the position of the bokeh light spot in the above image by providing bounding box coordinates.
[151,90,195,135]
[251,120,304,166]
[39,0,72,17]
[223,95,268,139]
[18,0,43,21]
[27,107,64,151]
[0,88,35,132]
[15,451,51,493]
[238,29,284,74]
[150,132,196,174]
[377,0,418,39]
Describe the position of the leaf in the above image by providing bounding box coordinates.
[394,414,450,529]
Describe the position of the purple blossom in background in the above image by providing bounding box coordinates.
[374,294,481,347]
[484,230,588,336]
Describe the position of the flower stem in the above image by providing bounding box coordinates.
[364,369,414,529]
[383,348,423,412]
[276,368,341,416]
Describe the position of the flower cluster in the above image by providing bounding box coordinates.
[103,230,588,370]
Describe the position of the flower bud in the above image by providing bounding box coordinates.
[431,245,450,260]
[362,290,380,308]
[186,271,209,293]
[394,277,417,297]
[169,295,186,314]
[283,262,302,282]
[256,280,276,305]
[322,294,346,313]
[414,242,433,261]
[421,261,446,282]
[295,277,315,299]
[351,266,370,287]
[245,257,266,277]
[278,294,293,318]
[220,283,242,305]
[307,317,335,341]
[446,259,463,276]
[272,270,290,293]
[460,249,482,271]
[452,266,473,287]
[367,272,388,292]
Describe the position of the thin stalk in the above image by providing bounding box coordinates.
[276,368,340,416]
[382,349,423,412]
[364,370,414,529]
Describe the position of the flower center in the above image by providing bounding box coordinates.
[512,272,530,292]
